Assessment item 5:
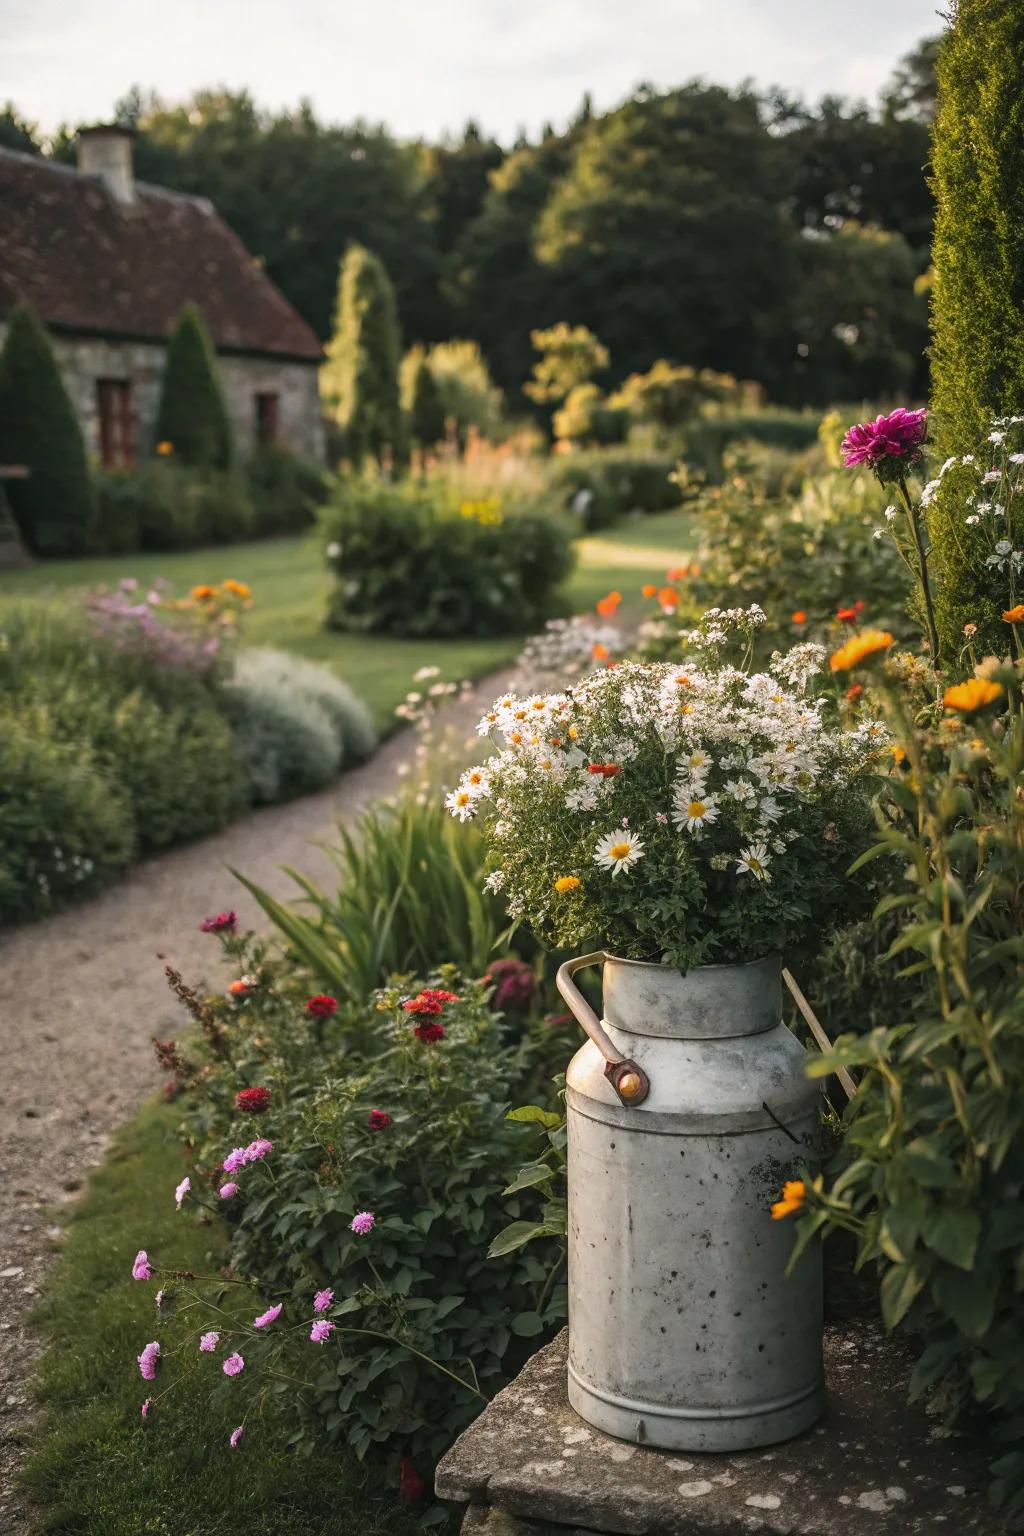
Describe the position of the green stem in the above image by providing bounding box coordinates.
[896,477,941,672]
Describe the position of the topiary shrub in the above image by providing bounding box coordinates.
[321,477,573,638]
[220,671,343,805]
[244,445,325,537]
[322,246,404,467]
[232,649,377,763]
[401,347,447,451]
[154,305,234,471]
[0,302,96,556]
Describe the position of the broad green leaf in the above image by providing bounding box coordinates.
[487,1220,545,1258]
[880,1262,925,1328]
[507,1105,562,1129]
[933,1264,1000,1339]
[510,1311,544,1337]
[921,1207,981,1271]
[502,1163,555,1196]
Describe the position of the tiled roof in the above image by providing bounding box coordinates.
[0,148,322,362]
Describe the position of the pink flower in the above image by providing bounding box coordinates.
[155,1288,167,1310]
[138,1341,161,1380]
[141,1398,153,1419]
[840,408,927,473]
[200,910,237,934]
[313,1288,334,1314]
[350,1211,375,1236]
[229,1425,245,1449]
[310,1319,335,1344]
[253,1304,282,1329]
[174,1176,190,1209]
[222,1147,247,1174]
[219,1182,240,1200]
[223,1352,245,1377]
[367,1109,392,1131]
[244,1138,273,1163]
[132,1250,153,1281]
[199,1331,220,1352]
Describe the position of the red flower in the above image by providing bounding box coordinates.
[367,1109,392,1130]
[836,606,858,624]
[200,910,236,933]
[399,1457,425,1503]
[306,995,338,1018]
[235,1086,271,1113]
[845,683,864,701]
[413,1021,445,1045]
[586,763,621,777]
[402,988,459,1015]
[420,988,459,1004]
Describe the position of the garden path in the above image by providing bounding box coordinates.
[0,669,512,1532]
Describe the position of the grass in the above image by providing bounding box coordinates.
[21,1100,423,1536]
[0,512,694,728]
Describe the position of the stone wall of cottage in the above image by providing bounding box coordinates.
[0,324,324,464]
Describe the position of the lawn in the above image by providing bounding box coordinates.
[0,512,694,728]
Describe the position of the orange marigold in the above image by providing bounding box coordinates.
[554,876,581,893]
[592,642,610,662]
[641,583,657,599]
[191,584,217,601]
[666,565,689,581]
[657,586,679,611]
[222,579,252,599]
[595,591,622,618]
[155,440,174,456]
[1002,604,1024,623]
[943,678,1004,713]
[829,629,895,673]
[791,610,807,625]
[770,1180,806,1220]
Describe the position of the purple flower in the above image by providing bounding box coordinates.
[219,1182,240,1200]
[174,1176,190,1209]
[313,1288,334,1315]
[223,1352,245,1377]
[141,1397,153,1419]
[244,1137,273,1163]
[350,1211,375,1236]
[138,1341,161,1380]
[253,1304,282,1329]
[841,408,927,473]
[229,1425,245,1449]
[222,1147,247,1174]
[310,1319,335,1344]
[132,1249,153,1281]
[199,1331,220,1353]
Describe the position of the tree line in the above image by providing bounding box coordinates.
[1,37,937,408]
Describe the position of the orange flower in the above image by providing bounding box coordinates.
[554,876,581,893]
[791,611,807,626]
[592,642,610,662]
[596,590,622,618]
[222,579,252,599]
[689,563,701,578]
[890,745,907,765]
[155,439,174,456]
[836,605,859,624]
[666,565,689,581]
[227,979,250,996]
[845,683,863,701]
[943,678,1004,713]
[829,629,895,673]
[191,584,217,601]
[770,1180,806,1220]
[641,583,657,599]
[1002,604,1024,623]
[657,586,679,612]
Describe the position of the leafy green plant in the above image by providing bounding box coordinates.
[323,245,404,467]
[155,304,234,470]
[488,1099,567,1268]
[94,462,255,552]
[244,445,326,537]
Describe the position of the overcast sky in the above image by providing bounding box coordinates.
[1,0,943,144]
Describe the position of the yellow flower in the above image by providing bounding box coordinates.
[554,876,581,893]
[890,745,907,765]
[829,629,895,673]
[222,579,252,599]
[191,584,217,601]
[943,678,1004,713]
[155,440,174,456]
[1002,604,1024,623]
[770,1180,806,1220]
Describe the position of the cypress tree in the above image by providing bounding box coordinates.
[155,304,233,470]
[322,245,403,466]
[0,302,95,556]
[928,0,1024,658]
[408,354,446,450]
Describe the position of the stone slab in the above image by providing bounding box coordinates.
[437,1325,1022,1536]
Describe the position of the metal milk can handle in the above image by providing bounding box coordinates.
[556,952,651,1107]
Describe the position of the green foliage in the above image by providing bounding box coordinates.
[0,302,96,556]
[551,384,629,449]
[929,1,1024,661]
[524,323,608,405]
[421,339,504,444]
[245,445,327,537]
[552,450,683,529]
[681,408,825,482]
[401,348,446,450]
[323,246,404,467]
[155,304,234,470]
[609,360,739,444]
[94,462,255,552]
[237,791,514,1005]
[321,476,573,638]
[802,665,1024,1507]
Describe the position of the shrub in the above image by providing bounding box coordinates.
[0,710,134,922]
[94,463,255,553]
[0,302,95,556]
[244,445,325,537]
[552,450,683,530]
[220,674,342,805]
[155,305,234,470]
[610,360,739,441]
[551,384,629,448]
[524,323,608,405]
[682,408,823,481]
[322,246,404,467]
[400,347,446,451]
[421,340,504,445]
[228,648,377,772]
[321,477,573,638]
[929,0,1024,660]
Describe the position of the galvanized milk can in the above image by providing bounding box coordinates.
[557,950,824,1452]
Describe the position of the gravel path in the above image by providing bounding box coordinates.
[0,673,509,1533]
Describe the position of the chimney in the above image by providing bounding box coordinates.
[76,125,136,203]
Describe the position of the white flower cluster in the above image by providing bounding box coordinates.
[917,420,1023,591]
[514,616,625,691]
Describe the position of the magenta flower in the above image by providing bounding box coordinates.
[313,1287,334,1315]
[310,1319,335,1344]
[138,1341,161,1380]
[229,1425,245,1449]
[223,1352,245,1377]
[200,910,237,934]
[253,1304,282,1329]
[199,1331,220,1353]
[174,1176,190,1209]
[840,408,927,477]
[141,1398,153,1419]
[132,1250,153,1281]
[350,1211,375,1236]
[244,1137,273,1163]
[219,1181,240,1200]
[222,1147,247,1174]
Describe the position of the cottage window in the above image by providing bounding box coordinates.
[255,392,279,446]
[96,378,134,468]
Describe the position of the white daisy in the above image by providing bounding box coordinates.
[725,777,756,804]
[671,787,720,833]
[736,843,772,881]
[445,788,477,822]
[594,830,645,876]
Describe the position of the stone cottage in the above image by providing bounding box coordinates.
[0,126,324,466]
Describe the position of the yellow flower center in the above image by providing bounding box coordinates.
[688,800,707,819]
[609,841,632,860]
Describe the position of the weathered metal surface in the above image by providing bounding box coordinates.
[564,954,823,1452]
